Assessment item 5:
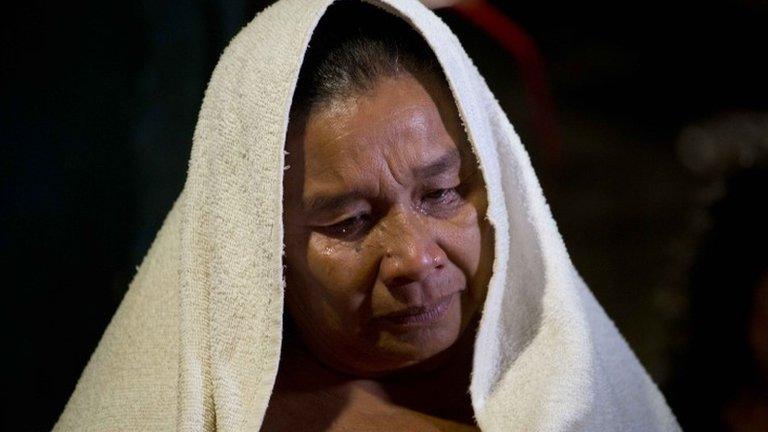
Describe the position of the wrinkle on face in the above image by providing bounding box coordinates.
[282,71,492,376]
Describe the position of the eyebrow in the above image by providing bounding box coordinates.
[413,148,461,179]
[302,191,365,215]
[302,149,462,215]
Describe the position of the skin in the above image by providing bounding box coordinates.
[268,71,493,430]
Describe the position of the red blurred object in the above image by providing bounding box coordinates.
[453,0,562,171]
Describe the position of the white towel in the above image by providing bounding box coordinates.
[54,0,681,430]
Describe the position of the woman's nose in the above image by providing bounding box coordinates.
[378,208,446,296]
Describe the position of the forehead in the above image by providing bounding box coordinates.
[298,73,466,184]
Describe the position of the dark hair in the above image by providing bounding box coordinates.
[289,1,443,125]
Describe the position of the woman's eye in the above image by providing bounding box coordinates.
[423,187,460,205]
[322,214,371,238]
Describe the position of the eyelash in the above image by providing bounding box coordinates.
[323,214,371,238]
[422,187,460,205]
[321,186,463,239]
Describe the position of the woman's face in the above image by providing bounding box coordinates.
[283,72,493,376]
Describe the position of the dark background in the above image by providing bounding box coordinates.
[3,0,767,430]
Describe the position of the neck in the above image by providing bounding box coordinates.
[274,319,478,424]
[377,322,478,422]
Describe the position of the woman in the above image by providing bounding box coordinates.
[55,0,680,430]
[267,5,492,429]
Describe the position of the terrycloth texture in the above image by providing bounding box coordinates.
[54,0,681,430]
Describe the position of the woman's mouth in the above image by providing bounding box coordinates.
[378,292,456,326]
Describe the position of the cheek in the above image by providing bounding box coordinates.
[304,234,377,322]
[437,193,492,313]
[439,201,484,277]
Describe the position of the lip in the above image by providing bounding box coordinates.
[378,292,456,327]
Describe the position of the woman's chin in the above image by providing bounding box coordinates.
[336,341,461,378]
[344,310,466,376]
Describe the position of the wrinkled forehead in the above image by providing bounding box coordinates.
[285,72,472,189]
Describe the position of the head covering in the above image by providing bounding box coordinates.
[54,0,680,430]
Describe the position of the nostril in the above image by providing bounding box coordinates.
[388,276,413,289]
[385,262,444,289]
